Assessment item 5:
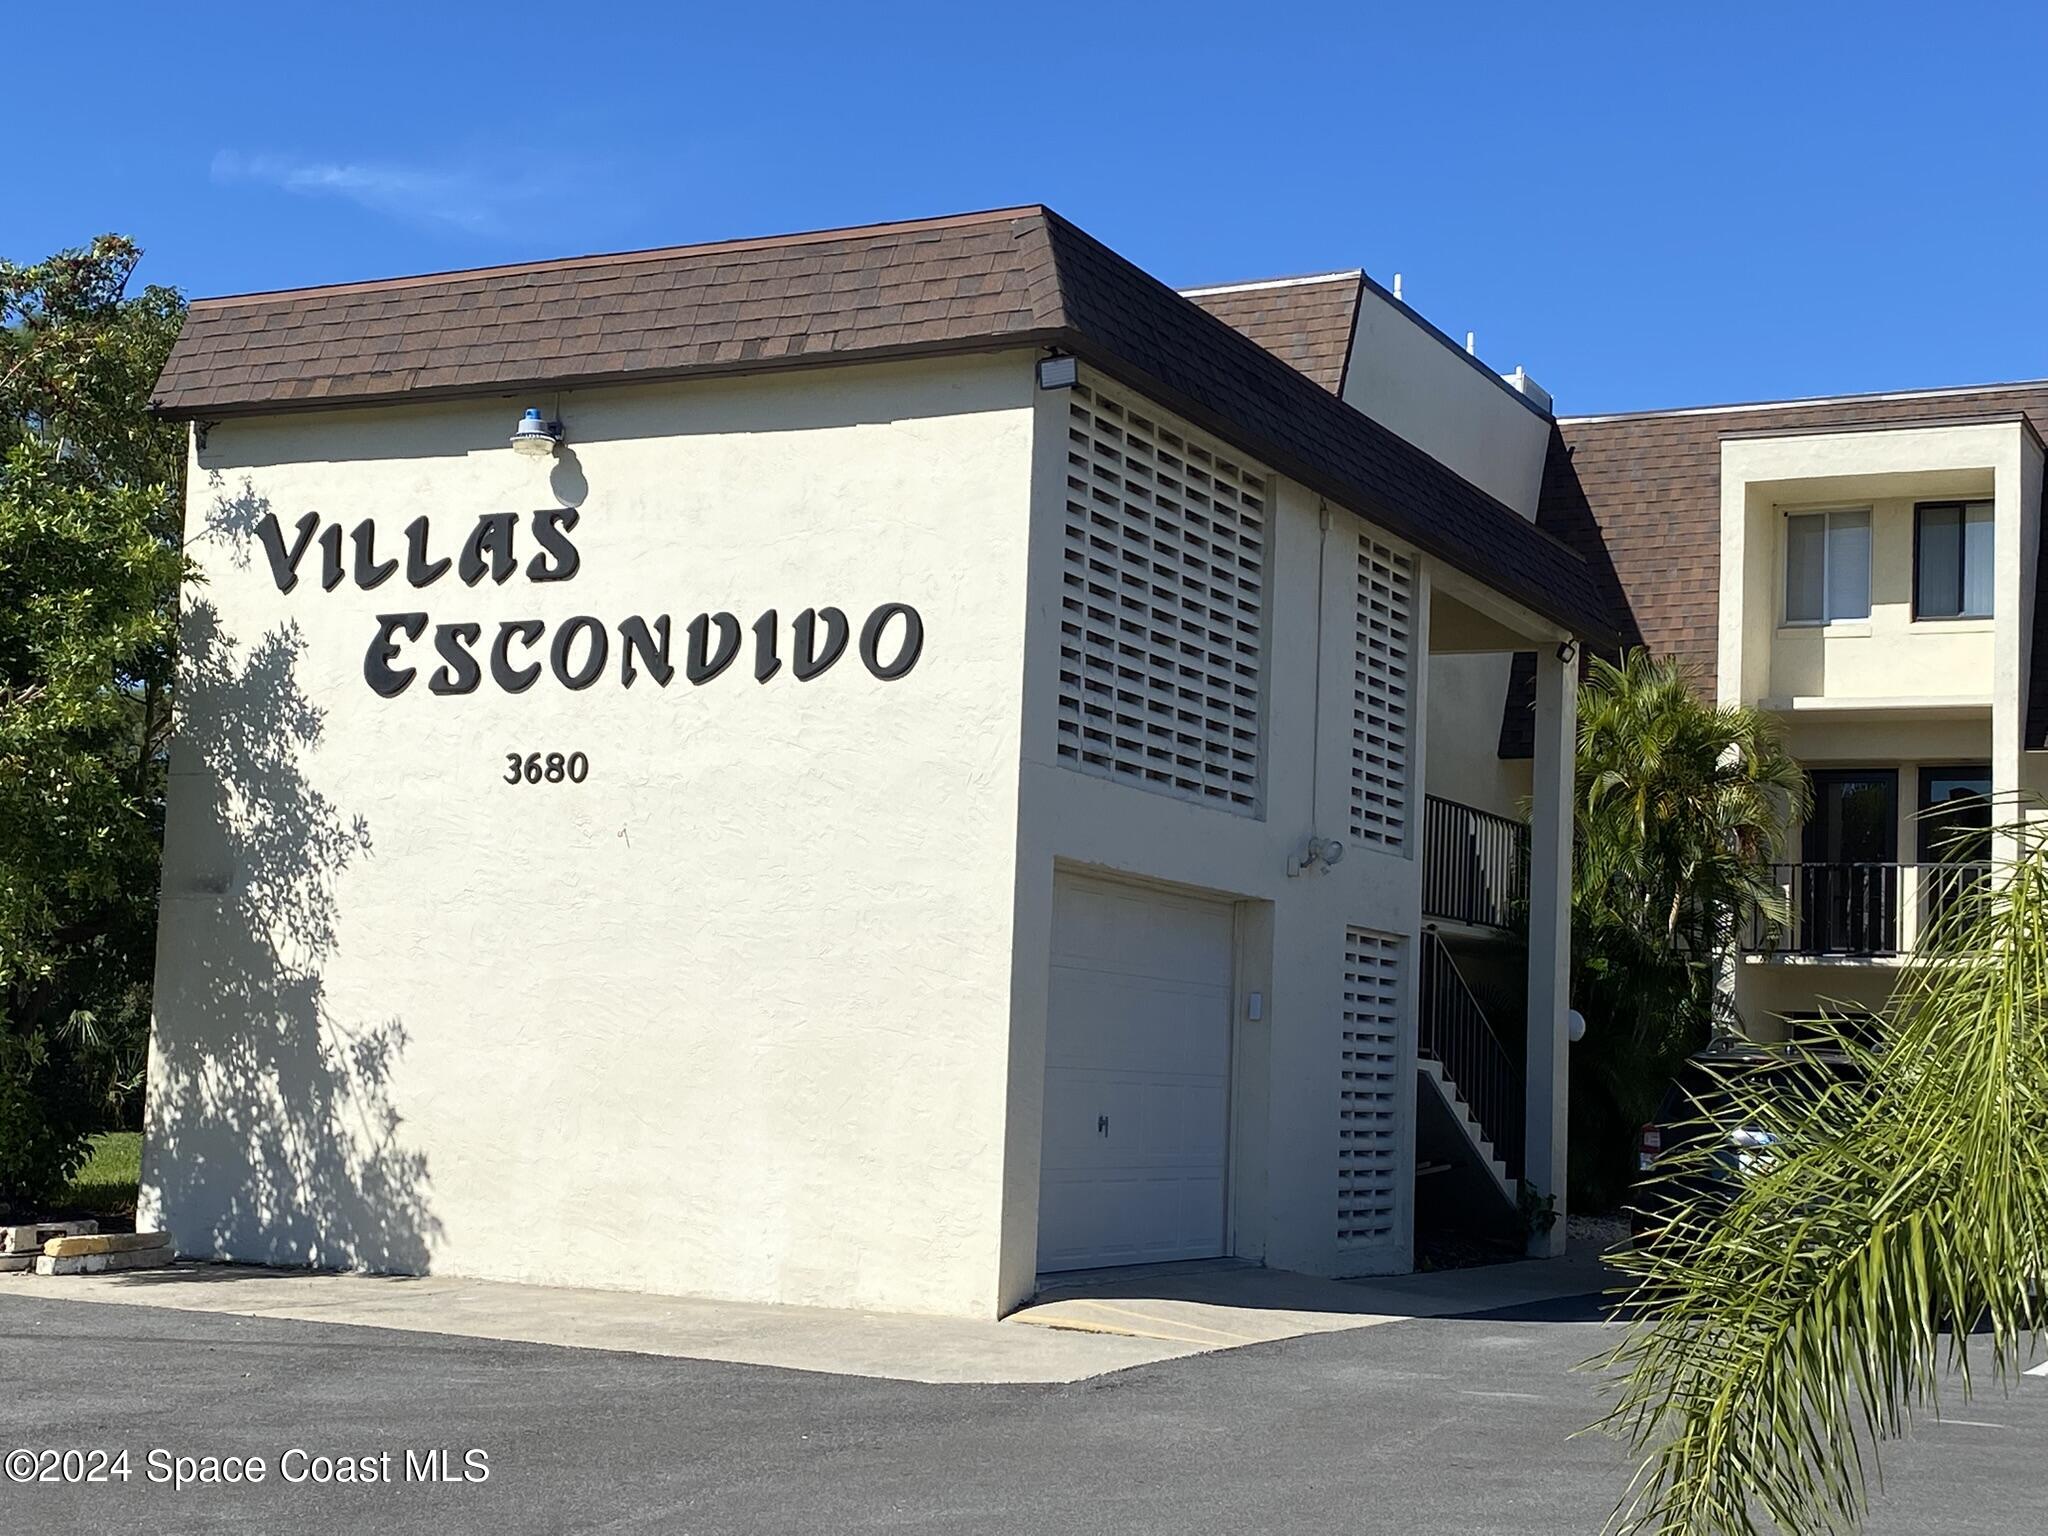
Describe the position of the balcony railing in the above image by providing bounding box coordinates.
[1421,794,1527,931]
[1744,862,1992,957]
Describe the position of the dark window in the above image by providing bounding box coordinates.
[1916,764,1992,931]
[1799,770,1898,954]
[1914,501,1993,619]
[1916,765,1992,862]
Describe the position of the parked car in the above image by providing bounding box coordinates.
[1630,1042,1864,1244]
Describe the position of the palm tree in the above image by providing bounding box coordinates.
[1577,650,1809,952]
[1568,651,1810,1208]
[1599,811,2048,1535]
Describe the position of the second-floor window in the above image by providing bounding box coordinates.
[1785,507,1871,624]
[1914,500,1993,619]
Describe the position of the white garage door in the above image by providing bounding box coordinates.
[1036,876,1234,1273]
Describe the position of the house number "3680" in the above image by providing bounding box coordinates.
[503,751,590,785]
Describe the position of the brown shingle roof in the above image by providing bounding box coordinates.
[153,206,1610,642]
[1181,273,1362,394]
[154,209,1059,414]
[1500,383,2048,754]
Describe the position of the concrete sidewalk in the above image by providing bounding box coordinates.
[0,1247,1618,1385]
[1012,1247,1617,1346]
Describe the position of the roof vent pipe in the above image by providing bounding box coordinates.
[1465,330,1476,355]
[1391,273,1403,302]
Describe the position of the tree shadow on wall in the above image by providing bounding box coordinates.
[144,592,439,1274]
[198,470,264,549]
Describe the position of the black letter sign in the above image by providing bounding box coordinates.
[686,613,741,684]
[618,615,674,688]
[491,620,545,693]
[352,520,398,589]
[281,506,932,702]
[550,615,609,690]
[256,511,321,593]
[429,622,483,695]
[460,513,519,587]
[405,516,451,587]
[793,607,849,680]
[859,603,924,680]
[364,613,429,697]
[526,507,582,582]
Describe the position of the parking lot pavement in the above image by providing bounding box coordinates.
[3,1288,2043,1534]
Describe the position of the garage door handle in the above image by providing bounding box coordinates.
[1098,1115,1110,1137]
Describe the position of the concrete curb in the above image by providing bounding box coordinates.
[36,1245,175,1277]
[43,1231,172,1258]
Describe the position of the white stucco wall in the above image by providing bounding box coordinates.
[993,366,1567,1308]
[1334,283,1556,824]
[1340,284,1552,519]
[1420,642,1529,815]
[142,353,1040,1317]
[1001,369,1426,1302]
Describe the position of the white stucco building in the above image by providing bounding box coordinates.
[142,207,1605,1318]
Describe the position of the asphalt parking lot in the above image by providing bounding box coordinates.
[3,1289,2043,1534]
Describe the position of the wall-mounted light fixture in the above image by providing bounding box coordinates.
[1288,836,1346,878]
[1036,354,1078,391]
[511,407,564,457]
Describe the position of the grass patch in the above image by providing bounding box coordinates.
[62,1130,141,1217]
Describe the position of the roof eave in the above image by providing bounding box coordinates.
[149,329,1075,423]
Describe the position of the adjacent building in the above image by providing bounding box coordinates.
[1537,386,2046,1034]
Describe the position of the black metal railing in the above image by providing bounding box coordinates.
[1417,931,1524,1182]
[1745,862,1993,956]
[1421,794,1528,931]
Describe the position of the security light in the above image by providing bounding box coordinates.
[1287,836,1347,877]
[511,407,563,457]
[1036,354,1078,390]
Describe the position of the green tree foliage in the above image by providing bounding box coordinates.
[0,236,186,1204]
[1601,816,2048,1536]
[1570,650,1809,1210]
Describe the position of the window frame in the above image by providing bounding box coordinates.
[1914,762,1992,864]
[1782,506,1873,626]
[1911,499,1994,621]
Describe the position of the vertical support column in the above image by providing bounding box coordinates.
[1398,567,1434,1269]
[1992,431,2043,855]
[1524,643,1576,1257]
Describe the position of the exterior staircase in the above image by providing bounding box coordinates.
[1416,930,1524,1210]
[1416,1058,1514,1202]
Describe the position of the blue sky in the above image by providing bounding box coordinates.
[11,2,2045,414]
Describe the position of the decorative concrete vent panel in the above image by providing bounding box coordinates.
[1338,927,1404,1247]
[1350,533,1414,850]
[1056,380,1267,813]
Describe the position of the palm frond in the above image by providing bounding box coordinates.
[1596,817,2048,1536]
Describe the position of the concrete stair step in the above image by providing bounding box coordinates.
[1417,1059,1512,1197]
